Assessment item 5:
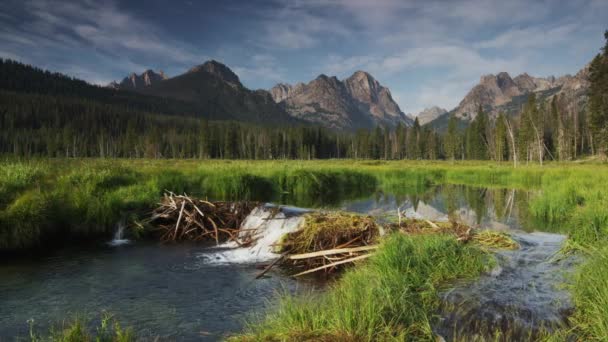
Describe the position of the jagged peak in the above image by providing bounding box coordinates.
[188,60,241,85]
[350,70,373,79]
[272,82,292,89]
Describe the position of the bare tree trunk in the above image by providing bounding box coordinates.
[530,119,544,166]
[503,116,517,168]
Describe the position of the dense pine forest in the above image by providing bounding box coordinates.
[0,31,606,160]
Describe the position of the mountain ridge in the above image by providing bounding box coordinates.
[270,70,412,130]
[425,63,590,130]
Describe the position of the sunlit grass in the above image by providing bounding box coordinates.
[233,233,493,341]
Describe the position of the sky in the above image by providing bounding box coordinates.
[1,0,606,114]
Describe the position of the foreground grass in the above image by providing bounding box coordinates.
[233,233,492,341]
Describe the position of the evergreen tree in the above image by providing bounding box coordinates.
[588,31,608,156]
[444,115,460,161]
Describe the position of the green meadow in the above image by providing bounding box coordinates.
[2,158,608,340]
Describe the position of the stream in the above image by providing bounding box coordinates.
[0,185,574,340]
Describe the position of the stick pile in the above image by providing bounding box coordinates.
[150,192,258,245]
[277,213,380,277]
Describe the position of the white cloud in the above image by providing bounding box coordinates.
[233,53,286,86]
[475,24,579,49]
[252,0,352,50]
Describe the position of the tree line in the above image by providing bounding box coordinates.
[0,31,606,161]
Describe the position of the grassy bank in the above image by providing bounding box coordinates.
[234,233,493,341]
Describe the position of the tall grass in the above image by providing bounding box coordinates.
[234,233,492,341]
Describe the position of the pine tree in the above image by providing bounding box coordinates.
[444,115,459,161]
[588,31,608,156]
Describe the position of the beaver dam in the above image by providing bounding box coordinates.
[144,192,523,280]
[1,185,576,341]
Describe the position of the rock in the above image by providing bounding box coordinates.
[108,69,168,90]
[415,106,448,125]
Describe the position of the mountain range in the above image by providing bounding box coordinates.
[110,61,412,130]
[426,65,590,130]
[109,59,591,131]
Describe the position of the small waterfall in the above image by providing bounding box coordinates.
[200,204,309,264]
[108,220,130,246]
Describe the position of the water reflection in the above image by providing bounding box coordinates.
[341,184,534,232]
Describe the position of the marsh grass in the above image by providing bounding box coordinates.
[233,233,493,341]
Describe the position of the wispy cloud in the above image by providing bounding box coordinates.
[233,53,287,86]
[475,24,579,49]
[0,0,206,81]
[251,0,352,50]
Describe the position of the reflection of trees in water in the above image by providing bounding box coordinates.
[437,185,530,229]
[443,185,459,221]
[463,186,488,224]
[354,184,541,232]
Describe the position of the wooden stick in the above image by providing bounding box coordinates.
[255,254,287,279]
[292,254,372,277]
[288,245,378,260]
[334,236,361,249]
[425,220,440,229]
[174,201,186,240]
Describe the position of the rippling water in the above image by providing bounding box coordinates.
[0,242,313,340]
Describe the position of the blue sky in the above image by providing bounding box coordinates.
[1,0,606,114]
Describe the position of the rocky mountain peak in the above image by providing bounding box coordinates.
[109,69,167,90]
[269,70,411,129]
[345,70,381,101]
[269,83,293,103]
[188,60,241,86]
[513,73,537,91]
[416,106,448,125]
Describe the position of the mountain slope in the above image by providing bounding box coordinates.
[344,71,411,127]
[415,106,448,125]
[270,71,412,130]
[114,60,297,125]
